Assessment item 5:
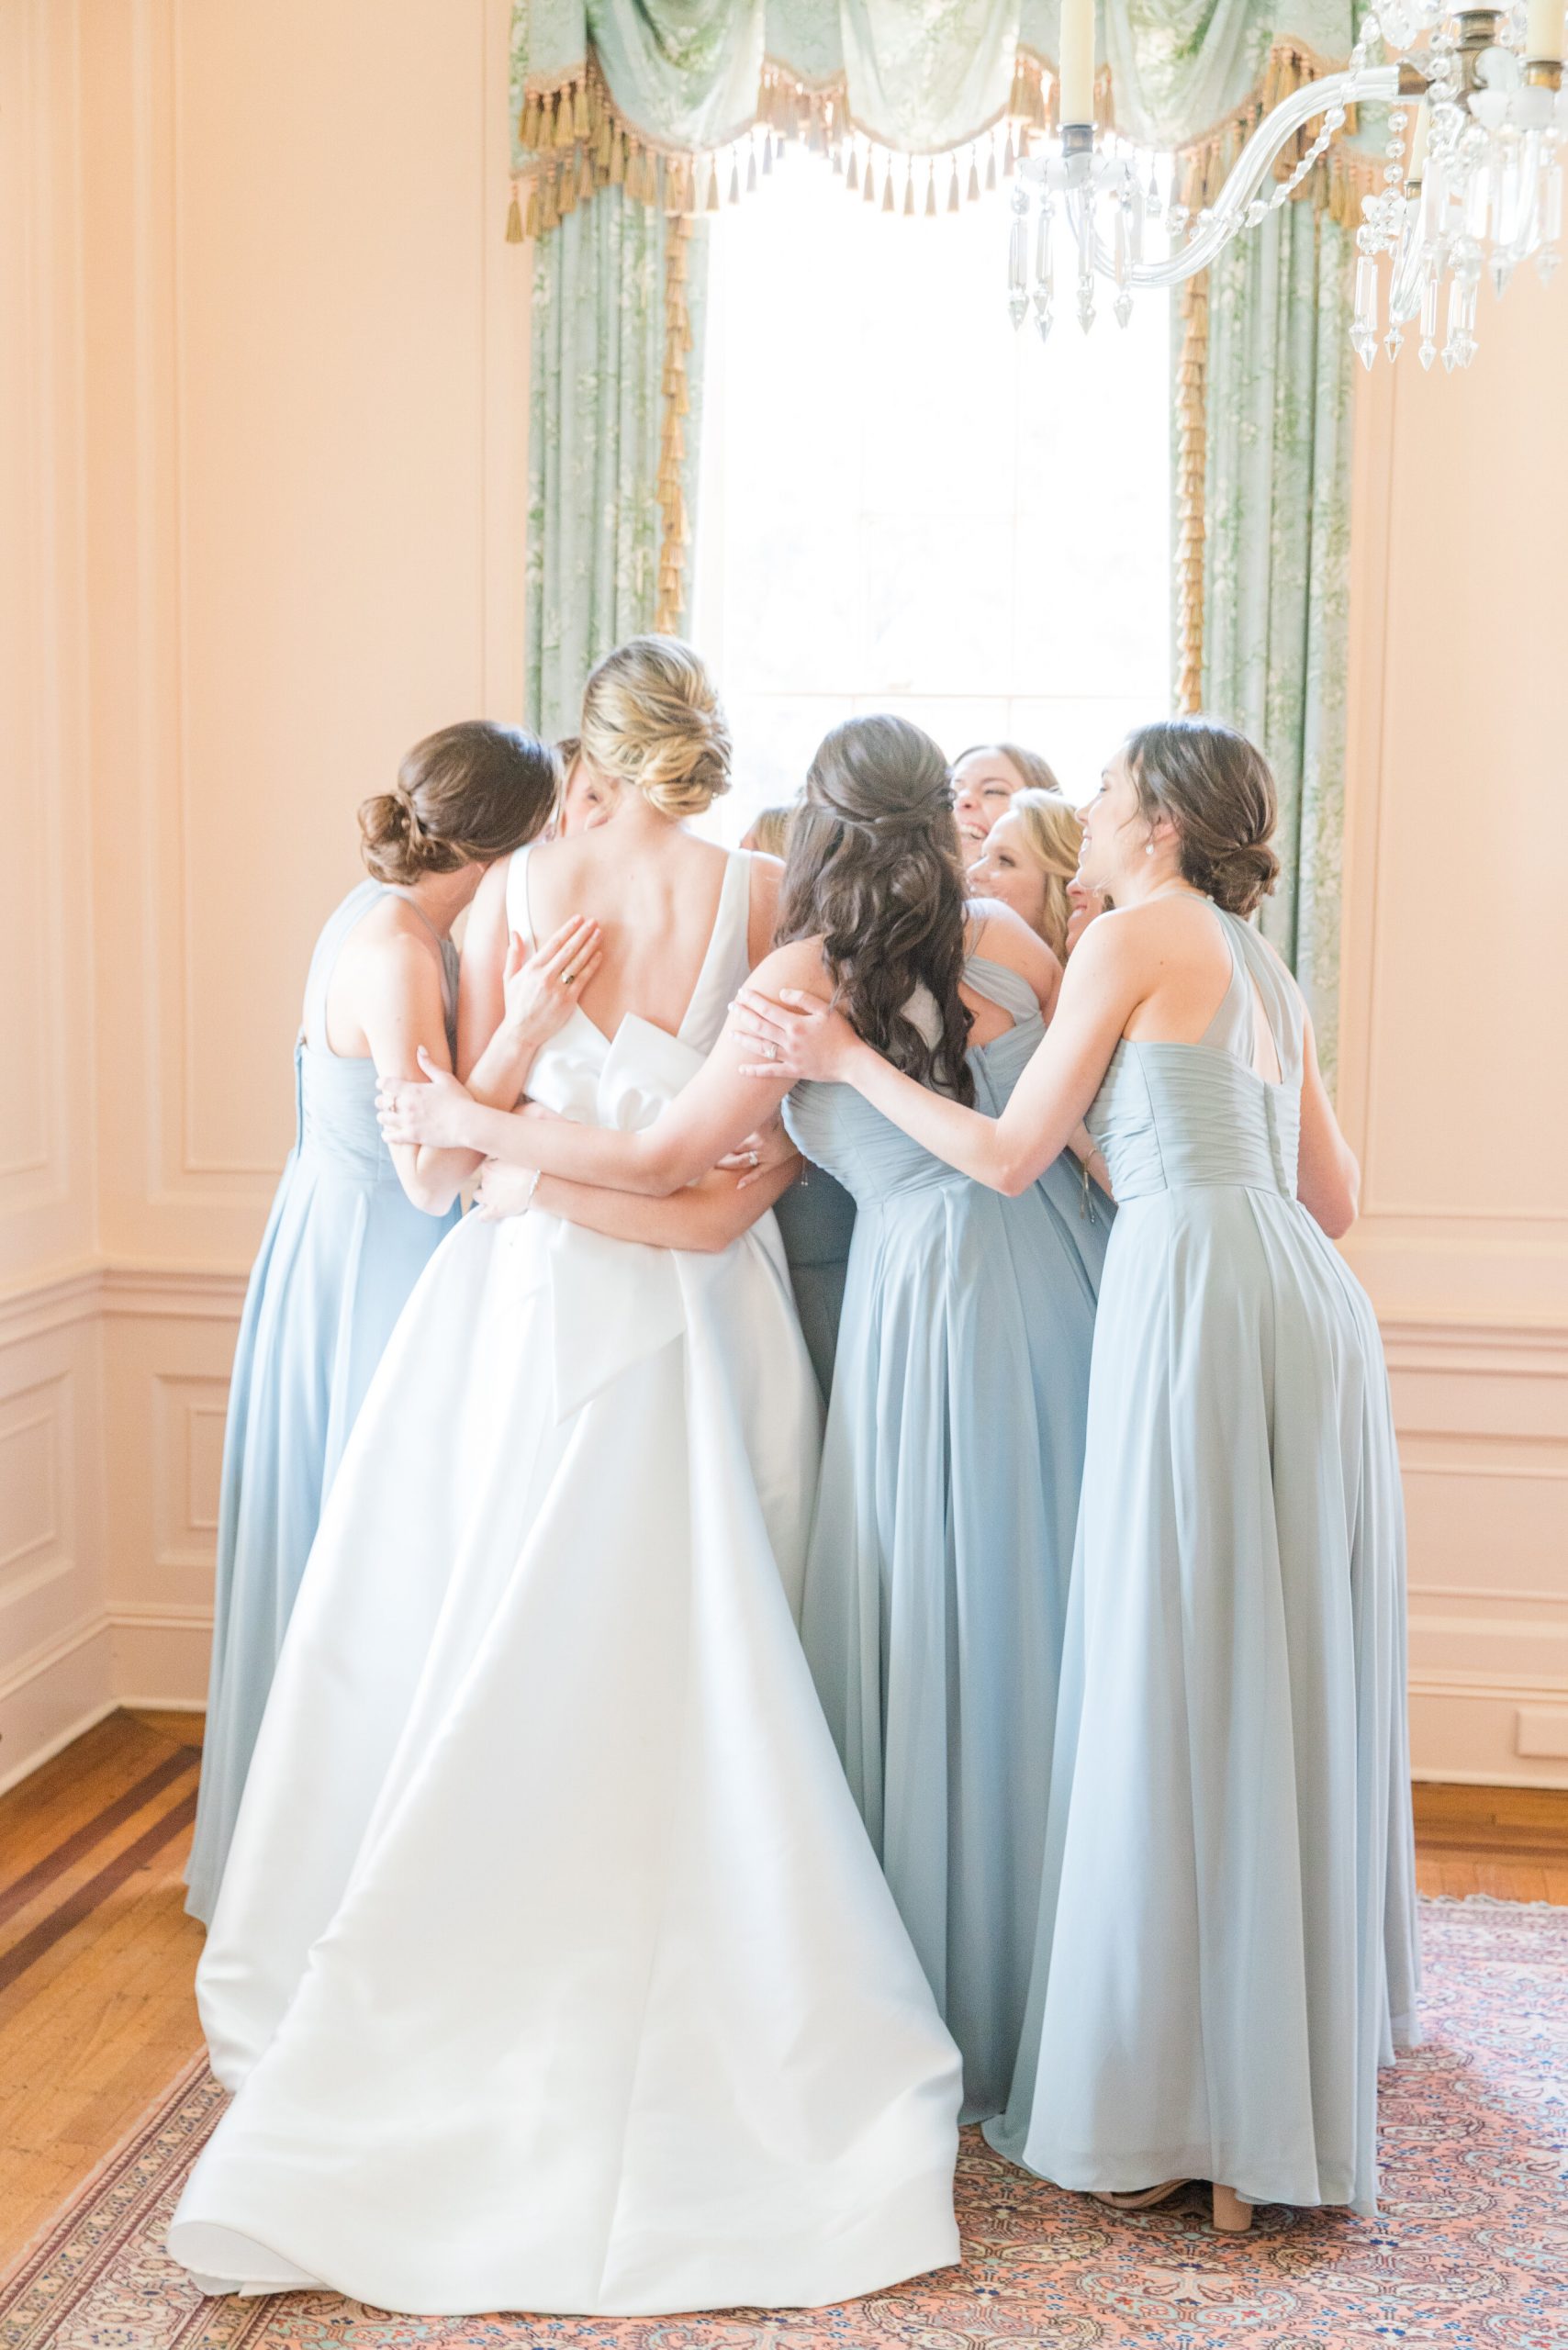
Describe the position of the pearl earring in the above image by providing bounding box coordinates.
[1145,841,1156,856]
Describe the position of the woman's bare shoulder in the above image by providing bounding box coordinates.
[966,898,1060,980]
[746,933,828,997]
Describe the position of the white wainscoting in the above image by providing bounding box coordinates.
[4,1259,1563,1794]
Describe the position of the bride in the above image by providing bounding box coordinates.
[168,638,961,2319]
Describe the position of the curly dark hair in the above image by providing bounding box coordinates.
[775,716,975,1107]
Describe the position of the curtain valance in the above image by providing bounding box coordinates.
[508,3,1374,237]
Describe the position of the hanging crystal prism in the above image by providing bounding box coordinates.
[1351,251,1381,368]
[1008,181,1028,327]
[1114,181,1135,325]
[1538,150,1562,282]
[1418,260,1440,368]
[1075,190,1095,332]
[1033,190,1056,340]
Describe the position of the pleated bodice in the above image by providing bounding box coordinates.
[1087,906,1305,1202]
[786,956,1042,1200]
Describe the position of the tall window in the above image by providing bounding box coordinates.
[691,150,1172,840]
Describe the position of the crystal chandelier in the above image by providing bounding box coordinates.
[1008,3,1565,369]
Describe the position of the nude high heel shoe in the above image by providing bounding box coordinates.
[1092,2180,1187,2212]
[1212,2184,1253,2233]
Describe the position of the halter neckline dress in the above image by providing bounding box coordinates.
[987,904,1420,2216]
[185,879,458,1924]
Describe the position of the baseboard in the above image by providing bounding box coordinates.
[0,1612,117,1798]
[109,1605,213,1713]
[0,1697,119,1800]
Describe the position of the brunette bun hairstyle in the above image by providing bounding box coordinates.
[1125,717,1281,917]
[578,635,731,820]
[359,722,558,885]
[776,715,975,1107]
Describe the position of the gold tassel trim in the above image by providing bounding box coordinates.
[1173,271,1208,716]
[654,215,693,636]
[1170,37,1377,230]
[508,34,1367,242]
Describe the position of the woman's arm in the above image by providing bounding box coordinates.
[734,919,1142,1197]
[475,1152,801,1254]
[357,937,479,1215]
[456,859,511,1082]
[1294,1010,1359,1239]
[464,916,603,1110]
[377,941,827,1195]
[364,918,602,1214]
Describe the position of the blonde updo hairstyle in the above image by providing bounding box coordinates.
[1125,717,1280,917]
[1005,788,1084,959]
[578,635,732,821]
[359,722,558,886]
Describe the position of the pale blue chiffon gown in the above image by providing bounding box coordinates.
[986,905,1421,2216]
[786,956,1111,2123]
[185,881,459,1924]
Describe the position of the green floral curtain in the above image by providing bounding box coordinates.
[1197,201,1353,1082]
[525,193,706,738]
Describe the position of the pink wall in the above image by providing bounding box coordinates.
[1341,264,1568,1781]
[1,0,1564,1784]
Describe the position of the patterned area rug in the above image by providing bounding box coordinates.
[5,1898,1566,2350]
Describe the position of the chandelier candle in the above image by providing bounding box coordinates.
[1528,1,1564,65]
[1058,0,1095,129]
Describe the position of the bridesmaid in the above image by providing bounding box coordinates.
[185,722,582,1924]
[385,716,1110,2122]
[952,741,1060,856]
[776,722,1107,2122]
[968,788,1083,959]
[734,716,1420,2226]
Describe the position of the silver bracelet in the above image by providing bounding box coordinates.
[518,1167,543,1214]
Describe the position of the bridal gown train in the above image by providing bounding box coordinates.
[168,845,962,2318]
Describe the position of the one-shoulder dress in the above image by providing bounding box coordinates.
[785,955,1110,2123]
[185,880,458,1924]
[987,904,1420,2216]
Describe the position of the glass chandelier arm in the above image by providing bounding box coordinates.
[1069,64,1405,287]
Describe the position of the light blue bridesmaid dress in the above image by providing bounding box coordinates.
[785,955,1111,2123]
[987,904,1420,2216]
[185,880,460,1925]
[771,1168,857,1403]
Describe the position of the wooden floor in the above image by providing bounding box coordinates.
[2,1711,1566,2269]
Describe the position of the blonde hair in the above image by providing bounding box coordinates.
[954,740,1062,797]
[552,734,582,828]
[578,636,731,820]
[1005,788,1084,959]
[744,804,795,857]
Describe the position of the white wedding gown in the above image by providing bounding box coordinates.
[168,845,962,2319]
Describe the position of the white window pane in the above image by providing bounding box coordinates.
[689,149,1172,848]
